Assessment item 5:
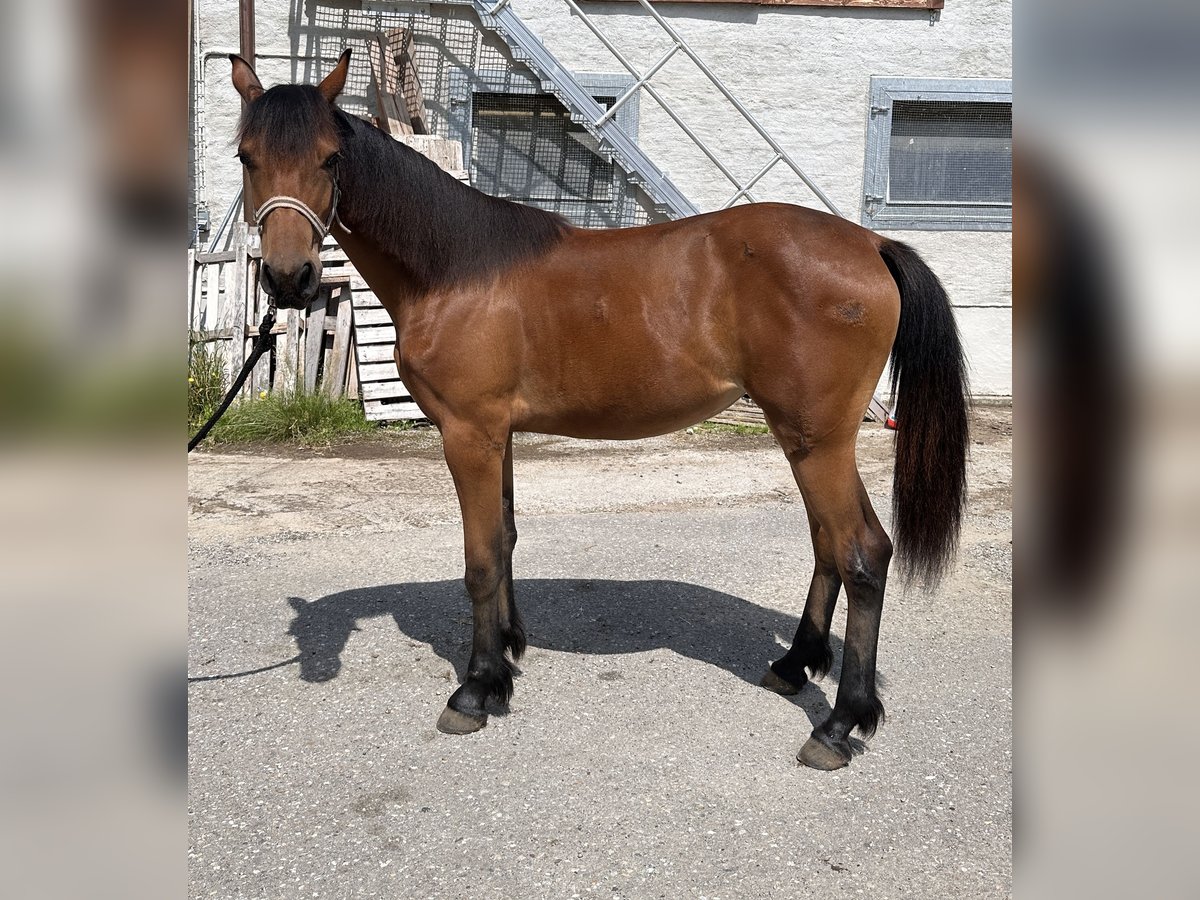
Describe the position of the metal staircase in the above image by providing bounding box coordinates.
[403,0,841,221]
[463,0,697,218]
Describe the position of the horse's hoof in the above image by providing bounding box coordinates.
[760,669,801,696]
[797,735,851,770]
[436,705,487,735]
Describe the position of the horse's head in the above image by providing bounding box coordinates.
[230,50,351,308]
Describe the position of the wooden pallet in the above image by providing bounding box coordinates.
[708,396,766,427]
[346,273,427,422]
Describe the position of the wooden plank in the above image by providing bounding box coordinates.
[398,135,467,180]
[203,262,220,363]
[303,289,327,394]
[346,334,359,399]
[186,250,197,331]
[707,396,767,427]
[363,399,425,422]
[357,361,401,382]
[351,295,382,310]
[190,328,241,344]
[248,260,273,397]
[228,240,248,396]
[350,275,373,292]
[366,34,411,136]
[356,343,395,364]
[194,249,238,265]
[387,27,428,134]
[217,256,244,388]
[378,32,412,134]
[275,307,303,392]
[866,393,895,425]
[360,381,415,401]
[324,286,354,398]
[198,263,215,332]
[352,308,392,326]
[355,325,397,345]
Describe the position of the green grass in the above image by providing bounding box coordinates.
[188,338,226,429]
[188,339,376,447]
[208,392,375,445]
[692,421,770,436]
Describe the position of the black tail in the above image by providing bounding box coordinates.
[879,240,970,585]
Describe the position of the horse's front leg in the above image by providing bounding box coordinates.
[436,421,517,735]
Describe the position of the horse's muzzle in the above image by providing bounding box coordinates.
[261,260,320,309]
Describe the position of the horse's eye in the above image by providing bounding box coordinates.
[236,152,255,170]
[323,153,341,170]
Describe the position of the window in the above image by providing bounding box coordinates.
[448,69,651,228]
[862,78,1012,232]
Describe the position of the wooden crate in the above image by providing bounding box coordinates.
[344,268,427,422]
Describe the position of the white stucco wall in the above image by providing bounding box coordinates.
[192,0,1011,395]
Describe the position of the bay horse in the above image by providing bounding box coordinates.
[229,50,969,769]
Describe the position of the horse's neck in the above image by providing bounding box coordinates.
[337,116,567,298]
[339,134,468,288]
[331,225,415,316]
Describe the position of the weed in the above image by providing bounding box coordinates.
[210,391,374,446]
[188,338,226,429]
[188,339,375,446]
[691,421,770,436]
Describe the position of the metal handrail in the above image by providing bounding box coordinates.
[475,0,700,216]
[627,0,843,216]
[342,0,843,218]
[554,0,758,202]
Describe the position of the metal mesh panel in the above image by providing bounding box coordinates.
[472,92,615,203]
[302,4,655,228]
[888,100,1012,205]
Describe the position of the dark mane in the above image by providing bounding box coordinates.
[333,110,570,292]
[236,85,340,162]
[238,84,570,293]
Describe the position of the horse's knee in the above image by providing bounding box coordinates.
[464,563,501,601]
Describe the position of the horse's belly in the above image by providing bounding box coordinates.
[514,382,746,440]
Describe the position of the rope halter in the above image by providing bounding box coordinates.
[254,177,350,239]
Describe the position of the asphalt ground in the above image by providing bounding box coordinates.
[188,408,1011,898]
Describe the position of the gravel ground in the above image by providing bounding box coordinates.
[188,406,1011,899]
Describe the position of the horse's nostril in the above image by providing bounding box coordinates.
[299,262,318,297]
[261,263,278,296]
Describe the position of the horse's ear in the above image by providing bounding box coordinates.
[317,49,352,103]
[230,54,264,103]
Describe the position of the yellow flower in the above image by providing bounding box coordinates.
[188,376,194,383]
[259,390,268,399]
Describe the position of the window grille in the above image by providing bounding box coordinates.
[863,78,1012,231]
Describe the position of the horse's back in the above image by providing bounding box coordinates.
[406,202,900,438]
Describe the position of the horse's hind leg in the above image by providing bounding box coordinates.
[786,439,893,770]
[760,512,841,695]
[500,434,526,660]
[436,421,519,735]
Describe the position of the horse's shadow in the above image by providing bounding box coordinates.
[286,579,853,729]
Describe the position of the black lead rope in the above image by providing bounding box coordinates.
[188,308,277,452]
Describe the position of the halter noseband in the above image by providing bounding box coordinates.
[254,176,350,239]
